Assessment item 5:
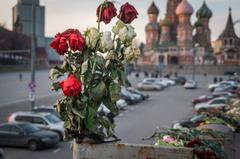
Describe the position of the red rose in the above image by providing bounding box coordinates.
[118,2,138,24]
[97,2,117,24]
[59,75,82,97]
[62,29,85,52]
[50,33,68,55]
[68,32,85,52]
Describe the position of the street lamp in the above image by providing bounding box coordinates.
[192,43,199,81]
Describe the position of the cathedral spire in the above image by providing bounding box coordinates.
[219,7,238,39]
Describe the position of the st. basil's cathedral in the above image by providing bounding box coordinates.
[138,0,240,66]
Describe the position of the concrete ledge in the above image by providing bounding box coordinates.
[73,142,193,159]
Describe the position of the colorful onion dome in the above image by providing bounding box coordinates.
[148,2,159,15]
[176,0,194,15]
[160,16,171,27]
[194,20,204,27]
[145,22,160,31]
[196,1,213,18]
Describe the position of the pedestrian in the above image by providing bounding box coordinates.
[219,77,223,82]
[204,73,207,78]
[19,73,23,81]
[144,71,148,78]
[135,72,139,78]
[213,77,218,83]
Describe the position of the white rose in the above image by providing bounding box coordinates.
[100,31,114,52]
[85,27,100,49]
[124,44,140,62]
[118,25,136,44]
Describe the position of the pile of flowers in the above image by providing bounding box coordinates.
[145,128,229,159]
[49,0,139,143]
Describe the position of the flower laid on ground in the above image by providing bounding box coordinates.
[146,128,229,159]
[49,0,139,143]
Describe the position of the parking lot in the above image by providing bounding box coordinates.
[0,71,216,159]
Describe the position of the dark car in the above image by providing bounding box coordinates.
[127,87,149,100]
[172,114,207,129]
[173,76,186,85]
[120,88,141,105]
[0,123,59,150]
[0,149,4,159]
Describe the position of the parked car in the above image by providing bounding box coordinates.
[33,105,60,118]
[194,97,228,112]
[184,80,197,89]
[208,81,237,92]
[159,78,176,86]
[116,99,128,110]
[173,76,187,85]
[120,88,140,104]
[192,95,215,105]
[173,114,207,129]
[192,92,235,105]
[97,104,115,123]
[0,149,4,159]
[127,87,149,100]
[8,112,64,140]
[213,85,238,93]
[0,123,59,150]
[137,82,163,91]
[142,78,168,88]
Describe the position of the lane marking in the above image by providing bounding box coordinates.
[0,93,61,108]
[53,148,61,153]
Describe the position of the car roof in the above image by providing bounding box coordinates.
[11,111,52,116]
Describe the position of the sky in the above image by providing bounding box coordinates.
[0,0,240,43]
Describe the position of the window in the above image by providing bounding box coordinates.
[15,116,33,123]
[224,39,227,45]
[32,117,47,125]
[229,39,233,45]
[0,125,10,132]
[10,126,22,133]
[211,100,225,105]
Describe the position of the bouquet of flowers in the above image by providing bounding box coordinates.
[49,0,139,143]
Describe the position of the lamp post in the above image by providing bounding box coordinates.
[192,43,199,81]
[30,3,36,110]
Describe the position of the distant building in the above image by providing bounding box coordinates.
[138,0,215,66]
[214,8,240,65]
[11,0,61,65]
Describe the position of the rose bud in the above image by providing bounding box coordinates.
[59,75,82,97]
[96,1,117,24]
[118,2,138,24]
[68,32,85,52]
[50,33,68,55]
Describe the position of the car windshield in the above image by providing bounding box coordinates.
[20,123,40,134]
[45,114,61,124]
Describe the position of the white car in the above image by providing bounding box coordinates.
[195,97,228,112]
[137,82,163,91]
[142,78,168,87]
[116,99,128,110]
[160,78,176,86]
[208,81,237,91]
[184,80,197,89]
[8,112,64,140]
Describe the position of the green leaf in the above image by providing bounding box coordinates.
[72,108,85,119]
[103,97,119,115]
[84,107,96,130]
[109,82,121,102]
[90,81,106,101]
[49,66,64,80]
[81,60,88,74]
[95,54,105,68]
[51,82,60,91]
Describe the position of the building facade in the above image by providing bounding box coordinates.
[138,0,215,66]
[11,0,61,65]
[214,8,240,65]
